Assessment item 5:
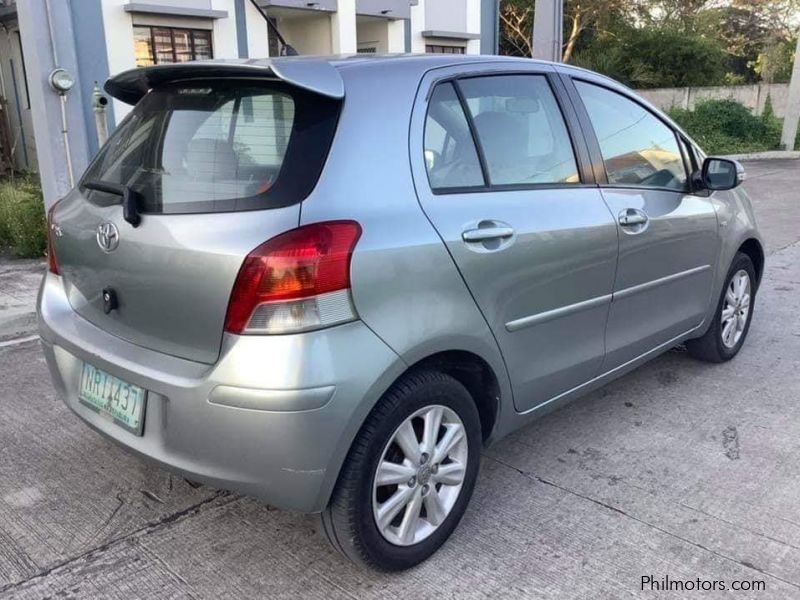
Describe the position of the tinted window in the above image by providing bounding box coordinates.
[81,81,339,213]
[161,93,294,202]
[459,75,579,186]
[575,81,687,190]
[424,82,484,190]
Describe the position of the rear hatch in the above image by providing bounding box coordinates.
[51,65,342,364]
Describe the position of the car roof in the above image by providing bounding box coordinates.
[105,54,560,105]
[104,53,631,108]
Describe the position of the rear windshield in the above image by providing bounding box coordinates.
[81,80,340,213]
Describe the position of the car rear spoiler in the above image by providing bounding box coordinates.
[105,59,345,105]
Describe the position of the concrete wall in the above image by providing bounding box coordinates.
[409,0,425,53]
[464,0,480,54]
[280,13,334,54]
[356,18,405,53]
[639,83,792,117]
[410,0,481,54]
[245,0,270,58]
[425,0,467,32]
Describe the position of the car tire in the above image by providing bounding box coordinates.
[320,369,481,571]
[686,252,757,363]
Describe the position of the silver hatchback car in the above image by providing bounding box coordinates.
[39,55,764,570]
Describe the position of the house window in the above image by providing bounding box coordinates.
[133,26,213,67]
[425,44,465,54]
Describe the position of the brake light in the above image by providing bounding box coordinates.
[47,202,61,275]
[224,221,362,334]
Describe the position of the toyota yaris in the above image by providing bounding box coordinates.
[38,54,763,570]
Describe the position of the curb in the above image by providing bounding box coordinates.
[721,150,800,161]
[0,312,37,344]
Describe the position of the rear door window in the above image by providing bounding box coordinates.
[81,81,339,213]
[574,80,688,191]
[458,75,580,186]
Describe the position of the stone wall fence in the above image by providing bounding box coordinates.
[637,83,791,117]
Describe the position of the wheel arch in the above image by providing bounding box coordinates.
[738,238,765,287]
[406,350,501,444]
[316,341,508,512]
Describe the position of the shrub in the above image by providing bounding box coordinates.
[0,175,47,258]
[667,98,782,155]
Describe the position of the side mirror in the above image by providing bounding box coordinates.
[701,157,745,191]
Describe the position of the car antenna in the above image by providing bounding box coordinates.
[248,0,299,56]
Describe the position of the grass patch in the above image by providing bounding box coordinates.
[0,174,47,259]
[667,97,799,155]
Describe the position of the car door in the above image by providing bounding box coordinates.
[566,77,720,370]
[410,65,619,413]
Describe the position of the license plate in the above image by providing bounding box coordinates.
[78,363,147,436]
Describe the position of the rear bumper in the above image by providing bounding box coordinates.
[37,273,404,512]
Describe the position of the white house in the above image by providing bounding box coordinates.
[0,0,498,201]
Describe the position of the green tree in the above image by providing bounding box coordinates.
[572,26,728,88]
[498,0,625,60]
[753,37,797,82]
[498,0,799,86]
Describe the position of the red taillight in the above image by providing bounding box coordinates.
[224,221,362,334]
[47,202,60,275]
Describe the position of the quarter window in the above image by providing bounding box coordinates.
[458,75,580,186]
[575,81,687,191]
[424,82,484,190]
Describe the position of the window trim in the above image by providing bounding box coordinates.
[678,135,715,197]
[424,71,593,196]
[452,80,491,187]
[564,75,692,194]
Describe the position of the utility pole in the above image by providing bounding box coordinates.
[780,34,800,151]
[532,0,563,62]
[16,0,91,208]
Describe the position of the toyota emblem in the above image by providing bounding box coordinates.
[96,222,120,253]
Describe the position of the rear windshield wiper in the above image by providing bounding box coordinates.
[82,180,142,228]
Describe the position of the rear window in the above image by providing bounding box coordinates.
[81,80,340,213]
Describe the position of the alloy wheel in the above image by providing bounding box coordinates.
[721,269,751,349]
[372,405,468,546]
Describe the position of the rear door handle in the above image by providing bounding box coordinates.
[618,208,649,227]
[462,226,515,243]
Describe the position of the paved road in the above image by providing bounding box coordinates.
[0,259,41,342]
[0,160,798,599]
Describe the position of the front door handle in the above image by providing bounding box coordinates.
[462,226,515,243]
[618,208,649,228]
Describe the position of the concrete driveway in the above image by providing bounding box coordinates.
[0,160,798,599]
